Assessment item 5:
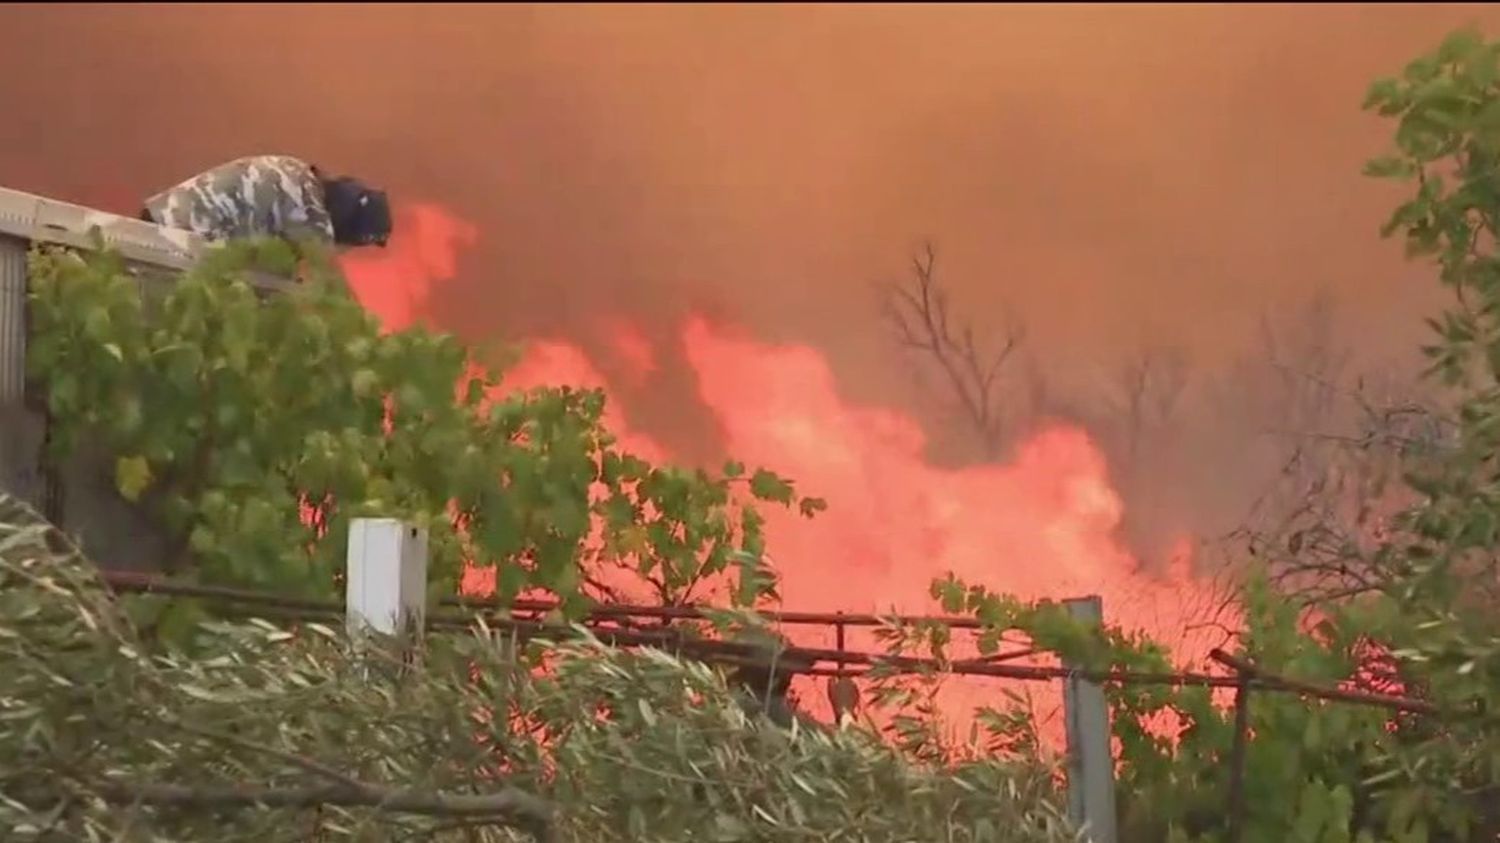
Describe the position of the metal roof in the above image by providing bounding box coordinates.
[0,185,293,291]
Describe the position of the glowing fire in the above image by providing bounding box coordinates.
[338,203,478,333]
[341,203,1234,746]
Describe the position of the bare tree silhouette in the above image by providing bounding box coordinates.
[881,243,1026,460]
[1106,343,1191,475]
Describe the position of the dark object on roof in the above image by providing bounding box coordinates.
[140,155,391,249]
[321,174,391,248]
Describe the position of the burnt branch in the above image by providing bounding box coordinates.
[1231,353,1459,606]
[1113,346,1190,418]
[881,243,1025,459]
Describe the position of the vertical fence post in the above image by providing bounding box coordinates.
[345,518,428,666]
[1225,667,1252,843]
[1062,595,1118,843]
[828,611,859,728]
[1210,648,1255,843]
[0,236,48,516]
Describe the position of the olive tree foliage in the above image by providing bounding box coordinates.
[23,238,822,614]
[0,495,1077,842]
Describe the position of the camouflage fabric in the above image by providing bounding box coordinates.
[142,155,335,244]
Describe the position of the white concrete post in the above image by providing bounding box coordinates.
[1062,595,1118,843]
[345,518,428,656]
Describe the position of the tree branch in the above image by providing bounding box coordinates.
[86,778,555,841]
[161,719,366,792]
[881,242,1025,459]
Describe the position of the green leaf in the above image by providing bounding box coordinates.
[1363,77,1401,111]
[154,598,207,647]
[797,496,828,518]
[351,368,380,398]
[932,576,965,614]
[1437,27,1483,64]
[747,469,794,504]
[496,562,528,602]
[1363,155,1418,180]
[114,455,153,502]
[1404,55,1442,85]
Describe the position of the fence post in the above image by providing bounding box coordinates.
[1225,666,1252,843]
[345,518,428,664]
[1062,595,1118,843]
[0,235,51,517]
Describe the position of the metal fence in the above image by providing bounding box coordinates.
[95,520,1442,843]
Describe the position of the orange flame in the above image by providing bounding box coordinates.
[340,203,478,332]
[340,203,1237,746]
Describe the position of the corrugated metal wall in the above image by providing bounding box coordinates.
[0,188,291,573]
[0,235,47,514]
[57,444,172,573]
[0,236,23,403]
[0,234,168,570]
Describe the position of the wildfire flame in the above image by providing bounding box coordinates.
[341,203,1236,747]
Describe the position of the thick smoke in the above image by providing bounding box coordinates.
[0,4,1485,559]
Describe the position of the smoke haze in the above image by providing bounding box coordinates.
[1,3,1489,557]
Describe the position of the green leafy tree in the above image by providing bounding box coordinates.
[1348,24,1500,841]
[24,238,821,616]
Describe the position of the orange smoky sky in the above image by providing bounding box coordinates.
[0,3,1492,456]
